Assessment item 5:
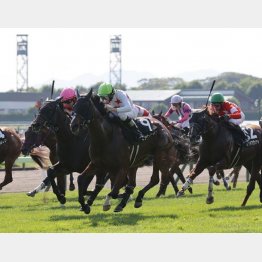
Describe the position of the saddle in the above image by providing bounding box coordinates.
[106,113,157,144]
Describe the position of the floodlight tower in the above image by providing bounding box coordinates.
[109,35,122,86]
[16,34,28,92]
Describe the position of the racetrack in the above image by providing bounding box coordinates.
[0,165,249,194]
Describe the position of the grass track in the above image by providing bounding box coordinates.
[0,182,262,233]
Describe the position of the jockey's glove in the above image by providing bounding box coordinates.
[219,114,230,121]
[170,121,177,126]
[105,104,116,112]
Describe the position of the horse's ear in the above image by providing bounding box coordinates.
[56,97,63,103]
[152,110,155,115]
[86,88,93,100]
[76,88,80,99]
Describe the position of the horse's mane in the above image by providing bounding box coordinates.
[91,94,108,116]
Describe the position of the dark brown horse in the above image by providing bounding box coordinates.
[0,128,22,190]
[26,98,95,206]
[21,125,75,194]
[153,113,233,200]
[177,107,262,206]
[70,90,177,214]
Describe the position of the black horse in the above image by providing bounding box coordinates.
[22,125,76,194]
[26,98,95,205]
[70,90,177,214]
[177,107,262,206]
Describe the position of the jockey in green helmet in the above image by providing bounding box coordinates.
[98,82,145,143]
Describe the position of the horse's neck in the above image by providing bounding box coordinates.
[88,117,111,146]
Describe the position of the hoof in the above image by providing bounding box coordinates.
[114,205,123,212]
[69,184,75,191]
[226,186,231,191]
[83,204,91,214]
[27,191,36,197]
[103,204,111,211]
[58,195,66,205]
[206,196,214,204]
[134,201,142,208]
[60,204,66,208]
[213,180,220,186]
[177,190,185,198]
[155,193,162,198]
[188,187,193,194]
[87,199,94,206]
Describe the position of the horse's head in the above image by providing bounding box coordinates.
[189,108,212,144]
[71,89,93,135]
[31,98,64,133]
[22,124,54,155]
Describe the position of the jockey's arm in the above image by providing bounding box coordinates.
[177,111,191,123]
[164,107,174,118]
[115,91,133,113]
[227,106,242,119]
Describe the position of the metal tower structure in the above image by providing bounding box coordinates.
[16,34,28,92]
[109,35,122,86]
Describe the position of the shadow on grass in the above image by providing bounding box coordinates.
[49,212,178,227]
[0,205,13,209]
[207,204,262,212]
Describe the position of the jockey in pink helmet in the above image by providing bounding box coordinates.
[59,87,77,115]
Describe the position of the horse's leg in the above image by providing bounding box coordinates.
[69,173,75,191]
[219,170,231,191]
[231,166,241,188]
[212,170,220,186]
[206,167,215,204]
[77,162,97,214]
[87,171,107,206]
[115,167,138,212]
[46,165,68,205]
[177,160,206,197]
[0,159,14,190]
[156,172,170,198]
[56,175,66,196]
[241,160,260,206]
[135,163,160,208]
[174,165,193,194]
[104,169,128,212]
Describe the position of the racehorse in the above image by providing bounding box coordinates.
[21,125,76,194]
[177,107,262,206]
[153,112,232,200]
[0,128,22,190]
[70,90,177,214]
[26,98,95,206]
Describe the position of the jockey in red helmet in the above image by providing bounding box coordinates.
[59,87,77,116]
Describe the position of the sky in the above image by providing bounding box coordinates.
[1,28,262,91]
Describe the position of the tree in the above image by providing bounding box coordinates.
[247,82,262,100]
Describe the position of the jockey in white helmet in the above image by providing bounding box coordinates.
[164,94,192,135]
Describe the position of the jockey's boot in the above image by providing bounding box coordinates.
[126,118,145,142]
[227,123,246,147]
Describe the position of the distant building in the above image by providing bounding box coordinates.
[127,90,181,109]
[0,92,52,115]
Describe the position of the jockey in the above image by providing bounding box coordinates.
[135,104,151,117]
[164,94,192,135]
[59,87,77,116]
[210,92,246,146]
[97,82,145,142]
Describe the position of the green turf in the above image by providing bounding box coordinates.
[0,182,262,233]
